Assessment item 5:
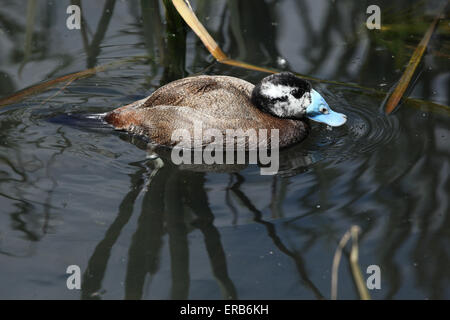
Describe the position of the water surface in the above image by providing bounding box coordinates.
[0,0,449,299]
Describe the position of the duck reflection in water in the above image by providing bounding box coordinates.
[81,134,324,300]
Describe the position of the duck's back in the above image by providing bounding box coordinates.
[105,75,308,148]
[146,76,256,118]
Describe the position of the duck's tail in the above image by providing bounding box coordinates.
[48,112,111,130]
[103,98,148,130]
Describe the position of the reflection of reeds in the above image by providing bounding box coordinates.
[0,56,149,108]
[229,173,325,299]
[81,161,237,300]
[171,0,283,74]
[72,0,117,68]
[140,0,165,64]
[1,0,448,115]
[171,0,450,114]
[161,0,187,82]
[20,0,37,75]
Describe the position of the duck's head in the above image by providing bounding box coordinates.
[251,72,347,127]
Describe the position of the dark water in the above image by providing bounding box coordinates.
[0,0,449,299]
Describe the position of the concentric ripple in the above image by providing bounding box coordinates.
[277,87,401,175]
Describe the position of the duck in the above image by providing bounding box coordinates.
[104,72,347,149]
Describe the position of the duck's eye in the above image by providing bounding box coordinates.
[291,90,303,99]
[320,106,329,114]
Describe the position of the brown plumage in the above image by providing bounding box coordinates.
[104,75,309,149]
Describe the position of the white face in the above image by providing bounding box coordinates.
[260,82,312,118]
